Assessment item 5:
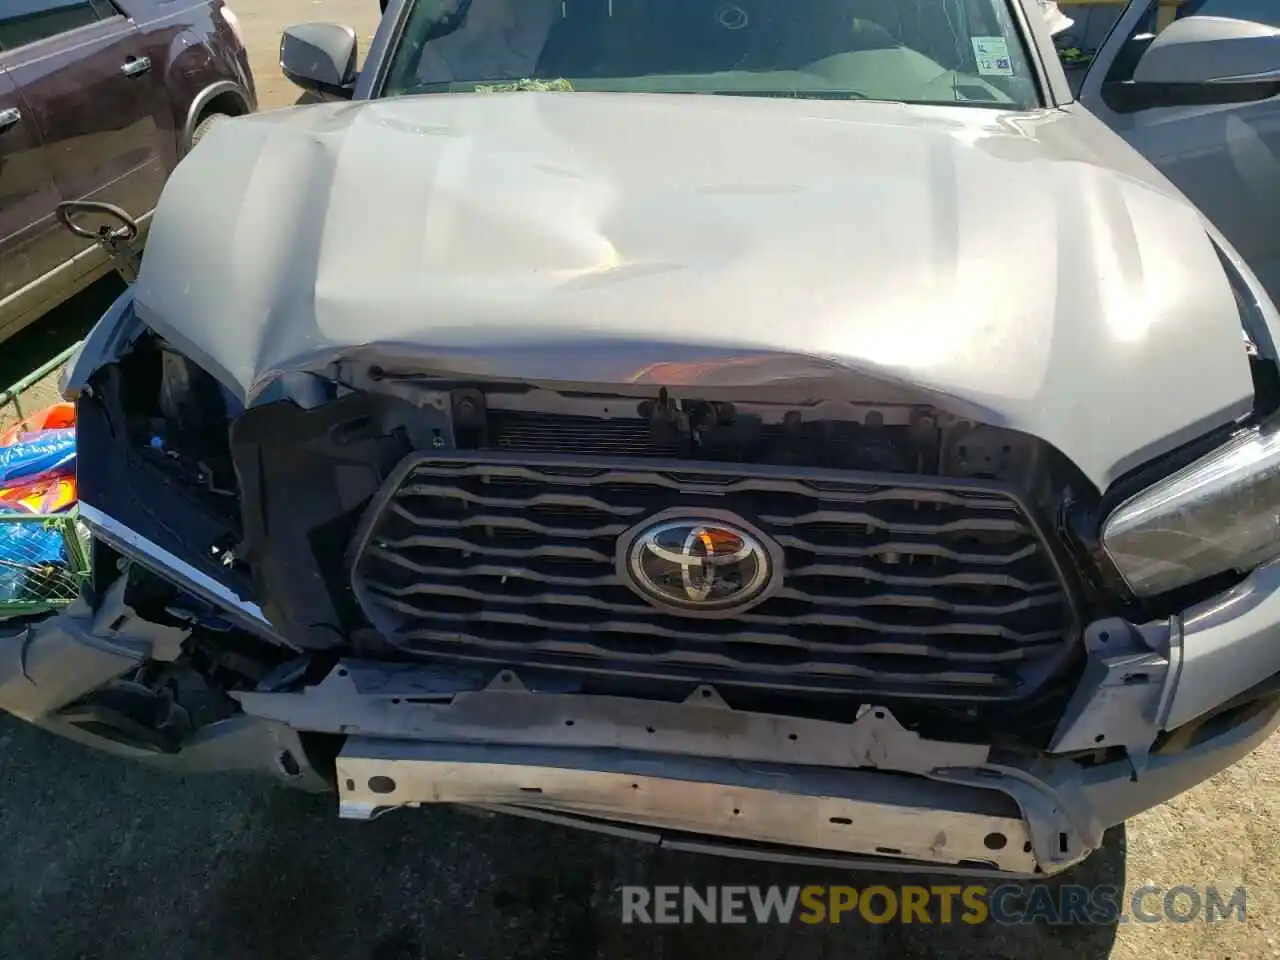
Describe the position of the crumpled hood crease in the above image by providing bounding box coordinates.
[131,92,1255,489]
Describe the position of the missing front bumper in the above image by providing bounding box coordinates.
[7,514,1280,878]
[242,656,1275,878]
[335,738,1040,874]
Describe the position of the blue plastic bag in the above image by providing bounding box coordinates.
[0,428,76,485]
[0,503,68,603]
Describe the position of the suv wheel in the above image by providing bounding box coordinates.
[189,112,230,152]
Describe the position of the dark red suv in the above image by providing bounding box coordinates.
[0,0,255,341]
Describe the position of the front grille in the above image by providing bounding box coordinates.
[490,412,685,458]
[350,453,1077,702]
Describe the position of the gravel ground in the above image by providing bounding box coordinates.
[1,2,1277,956]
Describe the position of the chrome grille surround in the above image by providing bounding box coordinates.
[349,452,1079,702]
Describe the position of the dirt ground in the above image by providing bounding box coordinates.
[1,1,1278,956]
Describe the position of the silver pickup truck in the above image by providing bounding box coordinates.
[4,0,1280,879]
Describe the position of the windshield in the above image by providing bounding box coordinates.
[380,0,1041,108]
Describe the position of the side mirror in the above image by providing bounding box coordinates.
[1105,16,1280,112]
[280,23,359,100]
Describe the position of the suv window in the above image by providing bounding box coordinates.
[0,0,120,53]
[1106,0,1280,83]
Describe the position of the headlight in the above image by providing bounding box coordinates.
[1102,415,1280,597]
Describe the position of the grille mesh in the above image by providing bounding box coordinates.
[350,454,1076,700]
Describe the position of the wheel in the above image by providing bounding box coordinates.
[188,111,230,153]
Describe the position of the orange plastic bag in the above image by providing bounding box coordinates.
[0,474,77,514]
[0,402,76,448]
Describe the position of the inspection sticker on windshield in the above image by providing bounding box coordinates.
[971,37,1014,77]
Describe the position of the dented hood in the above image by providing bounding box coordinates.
[131,92,1255,489]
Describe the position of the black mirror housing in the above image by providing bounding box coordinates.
[1101,14,1280,113]
[280,23,360,101]
[1103,77,1280,114]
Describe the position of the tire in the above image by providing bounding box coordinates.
[188,111,230,153]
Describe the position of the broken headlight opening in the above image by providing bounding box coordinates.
[74,328,259,613]
[1102,411,1280,598]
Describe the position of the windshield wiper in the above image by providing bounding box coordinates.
[707,90,872,101]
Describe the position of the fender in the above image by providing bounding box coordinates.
[182,80,253,151]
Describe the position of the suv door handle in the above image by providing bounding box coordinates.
[0,107,20,133]
[120,57,151,78]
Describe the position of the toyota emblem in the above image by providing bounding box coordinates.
[617,512,783,616]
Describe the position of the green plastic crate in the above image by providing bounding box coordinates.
[0,341,90,619]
